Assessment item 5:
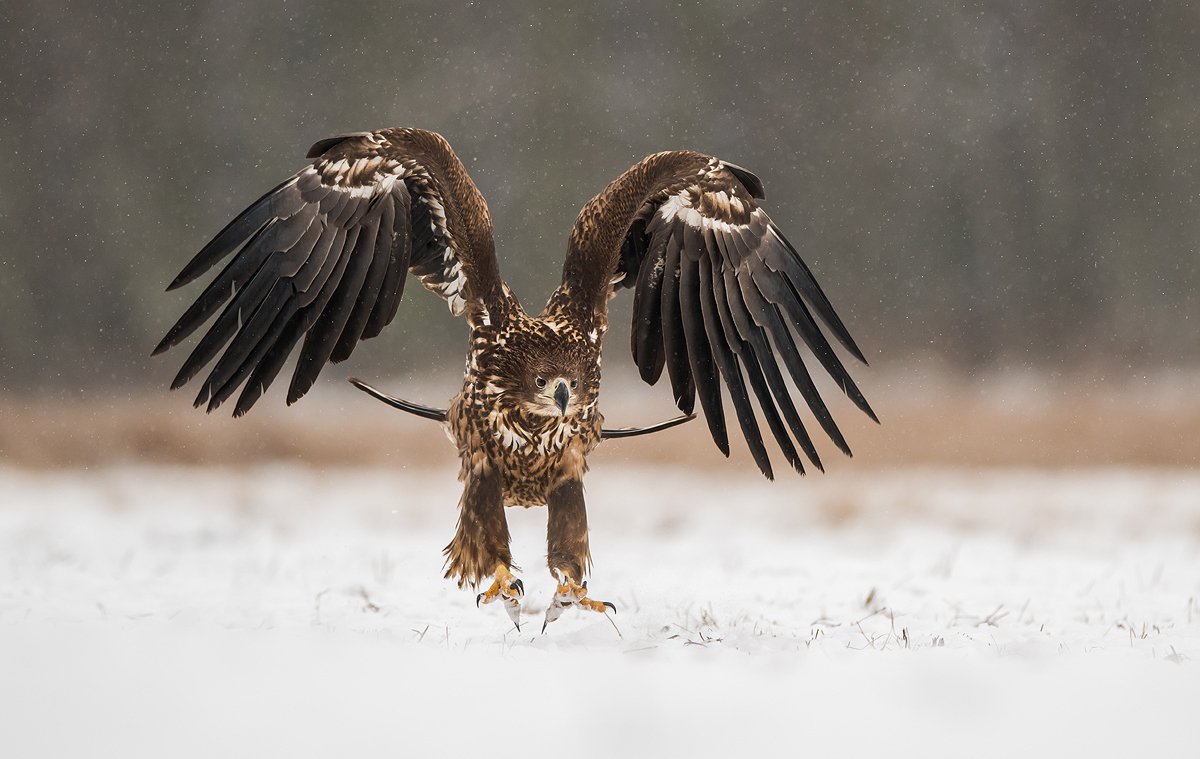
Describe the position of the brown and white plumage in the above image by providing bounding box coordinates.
[156,128,875,621]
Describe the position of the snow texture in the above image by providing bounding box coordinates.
[2,465,1198,757]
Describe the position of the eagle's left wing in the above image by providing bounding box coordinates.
[554,152,876,479]
[154,128,507,416]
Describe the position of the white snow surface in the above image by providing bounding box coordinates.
[2,464,1199,757]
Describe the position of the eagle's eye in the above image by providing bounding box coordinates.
[570,380,578,389]
[535,376,547,389]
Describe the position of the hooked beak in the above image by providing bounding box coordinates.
[552,380,570,415]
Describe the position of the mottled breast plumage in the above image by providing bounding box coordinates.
[447,307,603,507]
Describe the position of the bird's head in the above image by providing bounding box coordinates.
[523,367,583,417]
[512,342,599,419]
[481,319,599,420]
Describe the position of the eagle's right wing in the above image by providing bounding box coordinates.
[154,128,507,416]
[555,151,875,480]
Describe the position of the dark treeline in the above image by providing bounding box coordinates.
[2,0,1197,394]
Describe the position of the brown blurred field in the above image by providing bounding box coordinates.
[3,370,1196,470]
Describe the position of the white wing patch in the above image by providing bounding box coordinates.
[406,179,468,316]
[658,189,748,235]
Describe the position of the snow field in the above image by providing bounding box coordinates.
[1,465,1198,757]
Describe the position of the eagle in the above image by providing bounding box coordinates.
[155,128,876,630]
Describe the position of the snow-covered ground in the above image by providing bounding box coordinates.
[2,464,1198,757]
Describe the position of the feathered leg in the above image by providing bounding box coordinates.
[443,464,523,629]
[542,478,615,631]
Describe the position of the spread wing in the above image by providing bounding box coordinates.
[154,128,507,416]
[555,152,876,479]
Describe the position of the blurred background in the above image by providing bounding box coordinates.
[3,5,1200,731]
[2,0,1198,469]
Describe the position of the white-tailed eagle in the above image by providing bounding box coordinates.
[155,128,876,630]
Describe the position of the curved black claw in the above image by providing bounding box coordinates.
[604,601,617,614]
[476,568,524,632]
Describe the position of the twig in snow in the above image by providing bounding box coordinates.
[805,627,824,648]
[1017,598,1032,624]
[977,605,1008,627]
[357,586,380,613]
[855,621,881,650]
[886,609,900,648]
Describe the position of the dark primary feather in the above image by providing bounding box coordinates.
[697,247,769,476]
[677,239,728,455]
[287,201,380,402]
[708,236,807,476]
[557,152,874,478]
[330,193,396,363]
[629,228,666,384]
[362,187,412,339]
[156,128,502,414]
[658,227,695,414]
[165,175,307,292]
[760,226,869,367]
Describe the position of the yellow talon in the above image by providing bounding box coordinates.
[542,576,616,631]
[475,563,523,630]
